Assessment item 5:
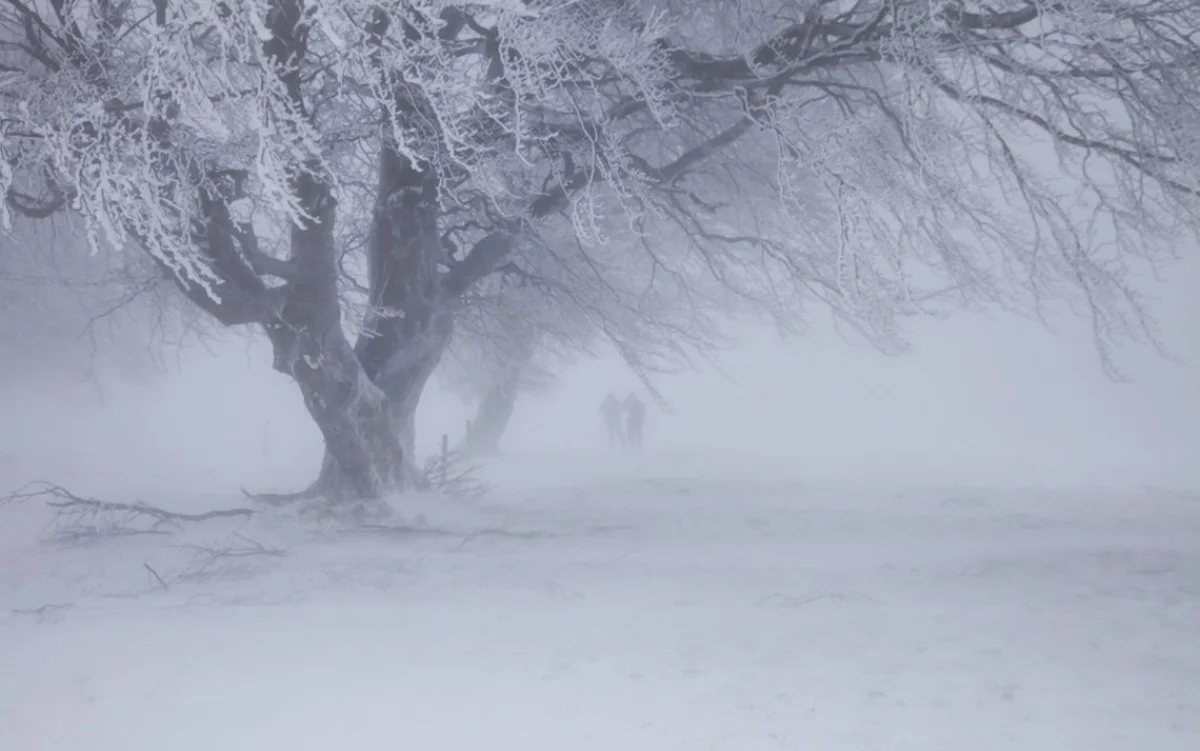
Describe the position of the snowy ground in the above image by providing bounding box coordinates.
[2,451,1199,750]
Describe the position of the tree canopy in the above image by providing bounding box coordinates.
[2,0,1197,496]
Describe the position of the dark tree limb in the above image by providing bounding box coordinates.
[442,232,514,297]
[3,482,257,523]
[5,188,69,219]
[2,482,256,543]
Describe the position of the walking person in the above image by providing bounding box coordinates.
[624,392,646,451]
[601,392,625,448]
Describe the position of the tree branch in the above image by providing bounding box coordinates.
[234,224,297,281]
[5,186,69,219]
[3,481,256,530]
[442,232,514,297]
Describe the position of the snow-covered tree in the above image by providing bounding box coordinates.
[443,211,732,456]
[3,0,1198,499]
[443,286,554,456]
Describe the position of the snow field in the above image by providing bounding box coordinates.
[2,453,1199,750]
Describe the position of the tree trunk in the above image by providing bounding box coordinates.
[276,80,511,501]
[262,165,413,501]
[267,322,408,499]
[462,365,521,456]
[302,318,451,498]
[461,309,540,456]
[294,118,461,499]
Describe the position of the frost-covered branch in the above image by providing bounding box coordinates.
[1,0,1197,499]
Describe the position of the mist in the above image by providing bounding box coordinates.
[6,3,1200,749]
[4,255,1196,500]
[5,278,1200,751]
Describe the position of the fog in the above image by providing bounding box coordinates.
[8,3,1200,748]
[2,255,1195,500]
[4,254,1199,751]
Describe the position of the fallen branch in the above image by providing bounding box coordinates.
[174,532,286,584]
[7,481,254,520]
[2,481,256,542]
[143,562,169,590]
[757,590,877,607]
[49,496,253,523]
[9,602,75,624]
[11,603,73,617]
[179,532,286,560]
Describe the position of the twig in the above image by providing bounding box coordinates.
[46,497,254,523]
[179,533,285,560]
[421,448,491,499]
[11,603,73,617]
[174,533,287,583]
[757,590,877,607]
[143,562,168,590]
[47,527,172,544]
[232,531,285,555]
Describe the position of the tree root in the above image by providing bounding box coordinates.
[242,452,482,505]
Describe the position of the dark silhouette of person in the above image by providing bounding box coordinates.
[601,393,625,448]
[624,392,646,450]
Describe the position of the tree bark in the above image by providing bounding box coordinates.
[293,113,458,499]
[462,364,521,456]
[266,322,407,499]
[460,309,540,456]
[301,316,452,498]
[264,39,514,501]
[262,166,412,501]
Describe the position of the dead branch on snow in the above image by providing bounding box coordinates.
[2,481,255,543]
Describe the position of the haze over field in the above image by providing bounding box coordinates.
[4,1,1200,749]
[4,255,1197,498]
[3,289,1200,751]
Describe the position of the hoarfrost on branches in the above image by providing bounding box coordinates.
[2,0,1199,497]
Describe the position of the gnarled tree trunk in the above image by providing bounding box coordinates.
[462,364,521,456]
[268,323,407,499]
[292,96,480,499]
[263,171,411,500]
[460,309,541,456]
[302,312,453,498]
[252,8,515,502]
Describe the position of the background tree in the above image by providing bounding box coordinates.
[0,214,194,392]
[0,0,678,498]
[3,1,1198,500]
[444,288,556,457]
[442,216,727,455]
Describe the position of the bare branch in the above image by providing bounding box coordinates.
[442,232,514,297]
[4,481,255,525]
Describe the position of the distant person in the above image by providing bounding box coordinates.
[601,392,625,448]
[624,392,645,450]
